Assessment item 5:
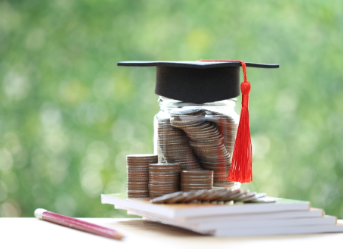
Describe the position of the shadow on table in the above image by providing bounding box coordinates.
[114,219,206,237]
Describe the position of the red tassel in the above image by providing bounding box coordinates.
[228,80,252,183]
[199,60,253,183]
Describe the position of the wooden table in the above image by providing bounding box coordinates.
[1,218,342,248]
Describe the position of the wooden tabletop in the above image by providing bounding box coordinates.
[1,218,342,248]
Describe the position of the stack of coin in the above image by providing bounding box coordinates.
[148,163,181,198]
[205,110,238,156]
[170,109,232,187]
[180,170,213,192]
[126,154,158,198]
[158,118,201,171]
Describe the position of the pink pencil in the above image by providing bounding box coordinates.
[34,208,125,240]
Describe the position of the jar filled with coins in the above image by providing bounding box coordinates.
[154,96,240,188]
[118,60,279,186]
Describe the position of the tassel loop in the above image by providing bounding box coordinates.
[241,82,250,108]
[241,81,251,95]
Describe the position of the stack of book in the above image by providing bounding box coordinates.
[101,193,343,237]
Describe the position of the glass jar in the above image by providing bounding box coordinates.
[154,96,241,189]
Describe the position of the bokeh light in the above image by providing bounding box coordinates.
[0,0,343,218]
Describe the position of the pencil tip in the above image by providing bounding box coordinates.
[113,232,125,240]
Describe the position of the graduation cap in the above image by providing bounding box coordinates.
[117,60,279,183]
[117,60,278,104]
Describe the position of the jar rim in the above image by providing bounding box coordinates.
[158,96,237,107]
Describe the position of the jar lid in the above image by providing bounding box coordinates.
[117,61,279,104]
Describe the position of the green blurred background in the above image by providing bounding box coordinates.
[0,0,343,218]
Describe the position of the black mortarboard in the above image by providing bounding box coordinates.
[117,61,279,104]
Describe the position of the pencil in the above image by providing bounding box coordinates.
[34,208,125,240]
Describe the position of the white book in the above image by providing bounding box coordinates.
[102,193,311,219]
[194,215,336,230]
[126,209,343,237]
[102,194,343,237]
[124,207,324,224]
[124,207,335,230]
[214,224,343,237]
[183,208,324,224]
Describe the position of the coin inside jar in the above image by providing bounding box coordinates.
[158,119,202,171]
[157,107,238,188]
